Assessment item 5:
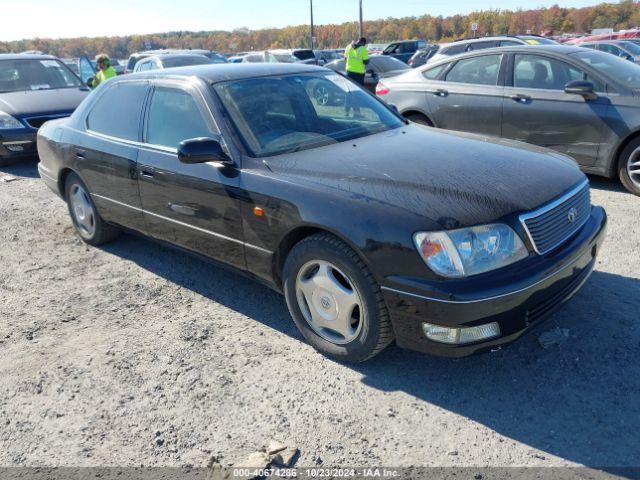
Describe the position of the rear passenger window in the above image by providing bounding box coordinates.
[146,87,212,149]
[423,63,447,80]
[446,55,502,85]
[86,82,147,141]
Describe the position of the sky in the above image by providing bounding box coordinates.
[1,0,603,42]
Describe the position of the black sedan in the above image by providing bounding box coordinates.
[0,54,89,164]
[37,63,606,361]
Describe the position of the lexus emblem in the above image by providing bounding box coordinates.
[567,207,578,223]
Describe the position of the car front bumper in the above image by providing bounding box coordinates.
[382,206,607,357]
[0,131,37,160]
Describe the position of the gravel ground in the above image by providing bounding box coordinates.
[0,159,638,469]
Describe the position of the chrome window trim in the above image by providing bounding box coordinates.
[519,179,590,255]
[90,193,272,255]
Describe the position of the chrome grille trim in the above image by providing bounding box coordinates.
[520,180,591,255]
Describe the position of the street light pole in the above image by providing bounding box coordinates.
[359,0,364,38]
[310,0,315,50]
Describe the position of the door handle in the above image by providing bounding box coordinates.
[168,203,196,216]
[140,168,155,178]
[429,88,448,97]
[510,94,532,103]
[75,149,85,159]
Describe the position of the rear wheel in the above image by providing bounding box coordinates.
[618,138,640,196]
[65,173,120,245]
[405,113,433,127]
[283,233,394,362]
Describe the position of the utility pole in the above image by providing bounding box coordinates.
[359,0,364,38]
[310,0,315,50]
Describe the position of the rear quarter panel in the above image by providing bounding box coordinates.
[37,119,74,197]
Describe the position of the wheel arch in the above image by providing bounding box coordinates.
[401,109,435,127]
[610,128,640,178]
[58,167,78,198]
[272,224,372,289]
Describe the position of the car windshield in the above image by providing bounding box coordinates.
[272,53,299,63]
[0,58,81,93]
[214,73,404,157]
[618,41,640,55]
[371,56,410,71]
[293,50,315,61]
[162,56,212,68]
[571,49,640,89]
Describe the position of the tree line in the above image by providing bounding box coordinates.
[1,1,639,59]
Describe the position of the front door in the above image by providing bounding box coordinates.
[137,82,245,269]
[501,53,609,167]
[426,53,505,137]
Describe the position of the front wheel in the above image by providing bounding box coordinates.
[618,138,640,196]
[283,233,394,362]
[65,172,121,245]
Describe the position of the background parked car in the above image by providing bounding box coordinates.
[382,39,428,63]
[125,49,225,73]
[377,44,640,195]
[408,45,440,68]
[133,54,213,72]
[427,35,558,64]
[578,40,640,63]
[324,54,410,94]
[267,50,301,63]
[314,49,343,65]
[0,54,88,165]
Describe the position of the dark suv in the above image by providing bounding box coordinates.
[382,40,428,63]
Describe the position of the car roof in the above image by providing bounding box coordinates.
[128,62,325,83]
[0,54,58,61]
[145,53,210,61]
[441,44,584,56]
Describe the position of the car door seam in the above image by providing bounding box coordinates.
[90,193,272,254]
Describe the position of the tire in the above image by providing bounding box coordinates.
[405,113,433,127]
[618,137,640,196]
[283,232,394,362]
[64,172,120,245]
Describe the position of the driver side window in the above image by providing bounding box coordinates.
[146,87,212,149]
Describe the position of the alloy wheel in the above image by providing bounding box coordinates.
[295,259,364,344]
[627,147,640,190]
[69,184,96,238]
[314,85,330,106]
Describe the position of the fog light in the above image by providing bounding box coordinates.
[423,322,500,344]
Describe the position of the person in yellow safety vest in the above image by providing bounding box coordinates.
[344,37,370,86]
[88,54,117,88]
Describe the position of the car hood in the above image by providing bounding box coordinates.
[266,125,586,229]
[0,88,89,117]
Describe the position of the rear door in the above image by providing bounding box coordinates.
[137,80,245,269]
[501,53,609,166]
[425,53,505,137]
[76,80,148,232]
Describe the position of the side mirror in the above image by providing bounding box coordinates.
[564,80,597,100]
[178,136,232,165]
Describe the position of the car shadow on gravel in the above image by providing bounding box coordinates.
[356,270,640,472]
[103,233,639,472]
[0,158,40,179]
[588,175,627,194]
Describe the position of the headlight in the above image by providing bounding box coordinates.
[0,111,23,130]
[414,224,528,278]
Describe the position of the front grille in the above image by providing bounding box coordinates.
[520,181,591,255]
[24,113,70,130]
